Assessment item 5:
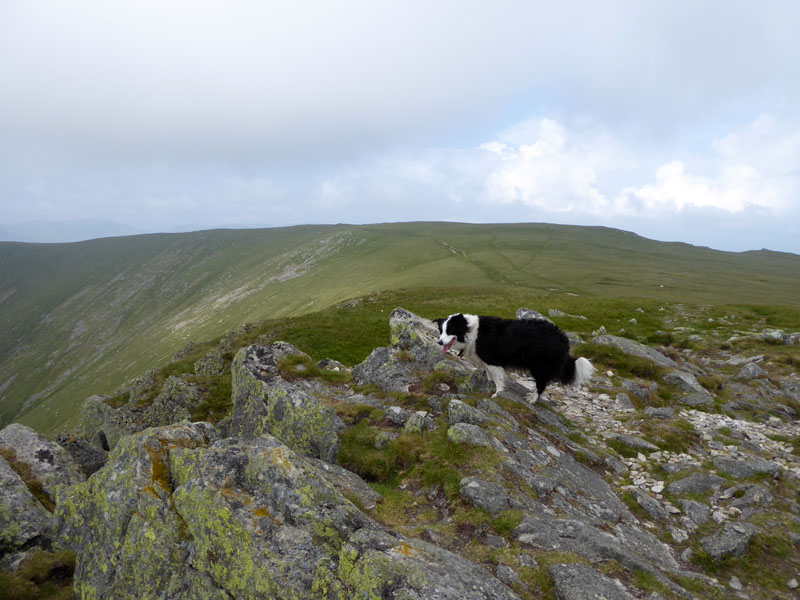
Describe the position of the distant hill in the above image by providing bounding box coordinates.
[1,222,799,435]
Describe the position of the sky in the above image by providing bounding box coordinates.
[1,1,799,252]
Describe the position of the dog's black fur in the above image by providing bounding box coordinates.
[434,314,589,396]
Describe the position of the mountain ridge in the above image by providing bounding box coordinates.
[2,221,799,435]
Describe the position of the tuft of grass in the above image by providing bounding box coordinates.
[278,354,352,385]
[606,438,640,459]
[0,549,76,600]
[102,391,129,408]
[189,373,232,423]
[490,510,524,537]
[421,370,461,395]
[640,418,700,454]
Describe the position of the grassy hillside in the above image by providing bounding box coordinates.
[1,222,799,436]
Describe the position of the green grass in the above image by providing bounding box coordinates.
[3,222,800,436]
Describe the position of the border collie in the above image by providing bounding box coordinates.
[434,313,595,400]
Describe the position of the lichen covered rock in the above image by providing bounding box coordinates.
[0,423,84,502]
[0,454,55,552]
[227,343,342,462]
[56,423,519,599]
[353,308,449,392]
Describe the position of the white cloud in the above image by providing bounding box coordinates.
[479,119,624,213]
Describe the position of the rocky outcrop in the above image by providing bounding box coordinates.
[80,375,203,450]
[353,308,452,392]
[0,453,55,553]
[0,423,84,501]
[3,305,800,598]
[56,422,520,599]
[225,342,343,462]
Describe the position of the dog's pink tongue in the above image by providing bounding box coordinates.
[442,340,454,354]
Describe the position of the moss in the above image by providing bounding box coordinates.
[0,550,76,600]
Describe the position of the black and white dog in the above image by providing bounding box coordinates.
[434,313,595,400]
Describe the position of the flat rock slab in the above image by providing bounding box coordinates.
[548,563,636,600]
[667,473,726,496]
[713,457,782,479]
[459,476,512,515]
[701,522,761,560]
[610,434,659,452]
[592,335,677,368]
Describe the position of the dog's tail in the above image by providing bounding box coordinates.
[560,356,596,387]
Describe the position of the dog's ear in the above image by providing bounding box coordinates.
[432,318,445,332]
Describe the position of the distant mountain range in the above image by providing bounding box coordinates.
[1,222,799,435]
[0,219,278,243]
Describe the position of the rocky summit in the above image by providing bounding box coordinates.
[1,307,799,599]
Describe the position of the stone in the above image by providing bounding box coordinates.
[385,405,413,426]
[610,434,659,452]
[404,410,436,433]
[459,477,512,515]
[592,335,677,368]
[513,516,679,575]
[477,398,517,425]
[729,576,743,591]
[485,534,508,549]
[667,473,726,496]
[56,423,520,600]
[0,423,84,501]
[353,309,448,392]
[663,370,713,404]
[644,407,675,419]
[700,522,760,559]
[193,348,226,376]
[735,362,767,380]
[0,453,55,552]
[516,307,552,323]
[458,368,495,395]
[340,528,522,600]
[447,423,503,450]
[713,457,782,479]
[447,399,491,426]
[306,458,384,511]
[496,564,527,590]
[678,499,710,529]
[621,379,653,402]
[615,393,635,409]
[724,484,774,509]
[55,434,108,478]
[79,376,205,451]
[681,392,714,407]
[226,344,342,462]
[631,489,671,521]
[547,563,636,600]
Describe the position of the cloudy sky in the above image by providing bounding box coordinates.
[1,1,799,252]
